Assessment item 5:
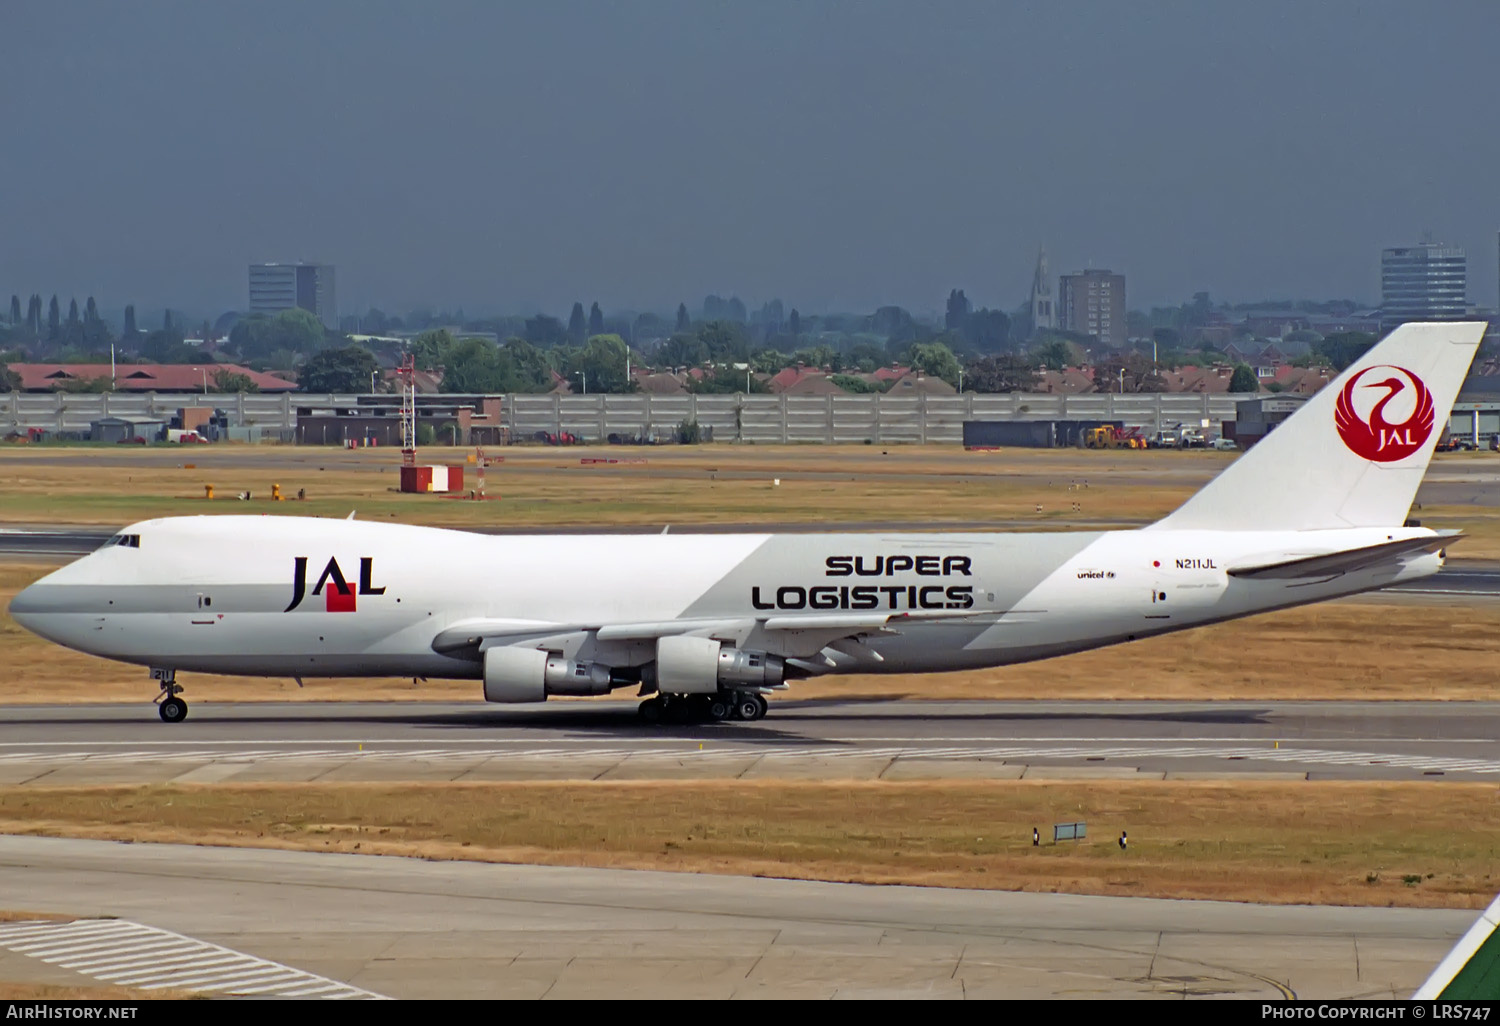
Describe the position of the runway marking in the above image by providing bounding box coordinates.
[0,918,387,999]
[1,742,1498,775]
[0,734,1494,747]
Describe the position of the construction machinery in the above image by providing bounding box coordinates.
[1083,425,1147,450]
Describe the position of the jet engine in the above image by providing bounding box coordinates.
[483,646,613,703]
[648,635,785,694]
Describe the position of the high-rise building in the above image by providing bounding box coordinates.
[249,263,337,329]
[1380,243,1465,332]
[1029,246,1055,335]
[1058,269,1126,348]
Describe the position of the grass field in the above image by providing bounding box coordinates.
[0,443,1241,529]
[4,560,1497,703]
[2,780,1496,909]
[6,443,1500,559]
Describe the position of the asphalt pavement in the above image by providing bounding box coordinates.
[0,834,1469,999]
[4,699,1500,784]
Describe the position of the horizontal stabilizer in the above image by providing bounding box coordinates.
[1226,532,1459,580]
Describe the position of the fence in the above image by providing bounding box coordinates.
[0,391,1252,444]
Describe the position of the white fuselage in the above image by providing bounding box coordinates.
[9,515,1444,685]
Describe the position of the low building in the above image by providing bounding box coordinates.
[294,395,506,446]
[10,363,296,393]
[1224,396,1307,448]
[90,416,167,443]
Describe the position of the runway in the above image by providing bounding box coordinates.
[0,834,1469,999]
[4,700,1500,784]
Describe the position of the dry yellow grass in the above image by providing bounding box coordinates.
[3,780,1496,909]
[3,560,1498,702]
[4,444,1495,554]
[0,443,1213,528]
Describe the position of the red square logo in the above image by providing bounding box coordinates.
[325,585,356,613]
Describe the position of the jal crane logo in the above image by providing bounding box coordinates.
[1333,364,1435,463]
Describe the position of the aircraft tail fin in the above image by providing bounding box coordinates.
[1413,890,1500,999]
[1151,321,1486,532]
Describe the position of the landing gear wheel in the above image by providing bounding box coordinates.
[752,694,768,720]
[638,698,663,724]
[158,697,188,723]
[708,696,732,721]
[734,694,762,721]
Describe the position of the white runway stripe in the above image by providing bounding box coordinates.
[0,919,387,999]
[1,741,1498,775]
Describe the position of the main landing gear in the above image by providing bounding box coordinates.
[152,668,187,723]
[637,691,769,724]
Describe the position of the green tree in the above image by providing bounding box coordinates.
[1032,339,1073,370]
[441,338,516,393]
[569,334,633,393]
[696,320,749,362]
[1228,363,1259,392]
[1313,331,1376,371]
[830,373,880,394]
[675,303,690,332]
[752,349,789,374]
[568,302,586,343]
[299,345,379,393]
[0,361,19,392]
[140,330,199,363]
[657,333,708,369]
[501,337,553,392]
[82,298,110,348]
[687,368,768,394]
[907,341,962,386]
[1094,352,1167,393]
[588,302,603,337]
[270,307,324,354]
[523,314,566,345]
[210,369,259,393]
[963,354,1040,393]
[411,329,455,371]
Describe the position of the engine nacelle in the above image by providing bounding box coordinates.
[483,646,613,702]
[652,636,785,694]
[543,655,612,696]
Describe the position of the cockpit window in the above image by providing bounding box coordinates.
[103,534,141,549]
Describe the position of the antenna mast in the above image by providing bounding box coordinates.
[398,352,416,466]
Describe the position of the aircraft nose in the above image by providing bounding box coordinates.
[8,581,43,631]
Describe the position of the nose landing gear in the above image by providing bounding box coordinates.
[151,668,187,723]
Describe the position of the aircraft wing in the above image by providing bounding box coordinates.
[1225,532,1460,581]
[431,608,996,655]
[1413,891,1500,999]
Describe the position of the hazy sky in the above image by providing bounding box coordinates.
[4,1,1499,319]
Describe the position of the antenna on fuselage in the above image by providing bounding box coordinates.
[347,510,356,520]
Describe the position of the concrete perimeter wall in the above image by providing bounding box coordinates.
[0,391,1250,444]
